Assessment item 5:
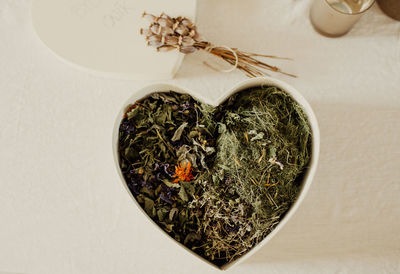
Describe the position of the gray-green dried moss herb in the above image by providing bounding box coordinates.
[118,87,312,267]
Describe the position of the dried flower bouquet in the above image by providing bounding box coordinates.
[141,12,295,78]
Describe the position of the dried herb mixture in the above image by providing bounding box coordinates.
[118,87,312,267]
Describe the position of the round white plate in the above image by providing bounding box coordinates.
[32,0,197,79]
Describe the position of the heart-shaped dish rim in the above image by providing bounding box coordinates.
[112,76,320,270]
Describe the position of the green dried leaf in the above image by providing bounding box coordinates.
[151,93,179,104]
[157,207,169,222]
[184,232,201,245]
[176,145,198,168]
[250,131,264,141]
[163,223,174,233]
[269,147,277,158]
[143,197,155,218]
[141,187,154,198]
[163,179,181,188]
[126,106,140,119]
[169,208,179,221]
[178,185,188,202]
[171,122,188,141]
[182,181,195,196]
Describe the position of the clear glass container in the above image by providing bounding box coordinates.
[310,0,375,37]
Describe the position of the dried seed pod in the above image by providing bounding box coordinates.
[164,35,179,46]
[142,12,156,23]
[175,24,189,35]
[157,45,176,52]
[160,27,174,36]
[140,28,152,37]
[181,36,195,46]
[147,35,162,47]
[186,25,196,33]
[188,29,196,38]
[172,21,180,31]
[160,12,172,21]
[147,34,161,42]
[157,17,173,28]
[193,32,202,41]
[150,24,174,36]
[179,46,197,54]
[181,18,195,28]
[150,24,161,35]
[148,41,162,47]
[148,40,163,47]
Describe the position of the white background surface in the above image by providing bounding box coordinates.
[1,0,400,274]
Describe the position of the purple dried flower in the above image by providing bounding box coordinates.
[160,193,173,205]
[120,118,135,134]
[127,176,143,195]
[154,163,174,178]
[161,184,176,198]
[180,101,192,112]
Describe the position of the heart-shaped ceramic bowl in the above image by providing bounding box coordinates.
[112,77,320,270]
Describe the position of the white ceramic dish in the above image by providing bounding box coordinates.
[112,77,320,270]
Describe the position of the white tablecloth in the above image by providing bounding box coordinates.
[1,1,399,273]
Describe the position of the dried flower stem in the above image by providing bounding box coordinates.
[141,12,296,78]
